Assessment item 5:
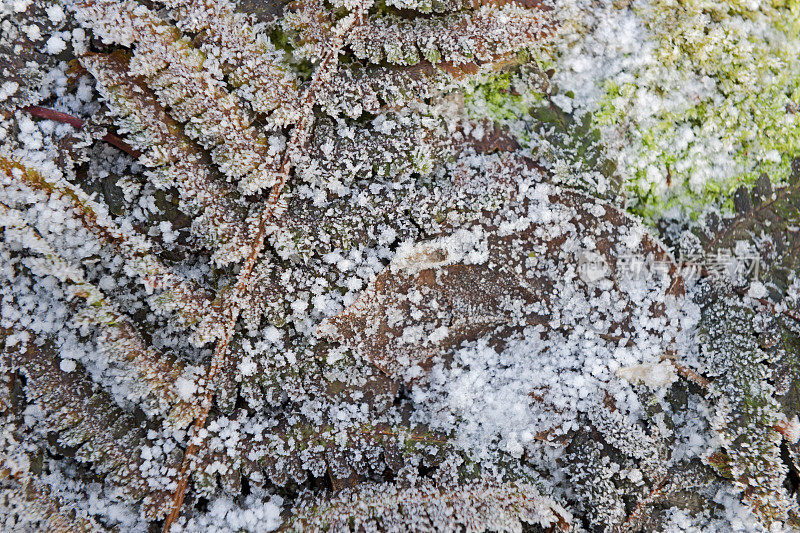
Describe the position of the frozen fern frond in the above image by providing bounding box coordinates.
[0,157,213,330]
[190,414,453,497]
[284,0,555,118]
[75,0,283,194]
[285,0,555,66]
[155,0,302,126]
[290,473,572,532]
[8,339,179,519]
[692,282,799,526]
[0,201,199,426]
[345,3,554,67]
[80,52,259,267]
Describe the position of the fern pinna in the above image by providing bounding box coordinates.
[2,0,800,531]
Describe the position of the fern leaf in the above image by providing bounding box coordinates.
[384,0,551,14]
[192,414,450,496]
[157,0,302,125]
[11,339,177,519]
[75,0,282,194]
[0,418,106,531]
[81,52,258,266]
[299,111,457,184]
[323,62,453,118]
[0,202,200,427]
[0,156,213,332]
[345,4,554,67]
[285,0,553,69]
[0,477,105,532]
[289,476,572,532]
[83,309,202,428]
[205,321,399,418]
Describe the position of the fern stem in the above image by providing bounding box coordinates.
[22,105,142,157]
[161,16,357,531]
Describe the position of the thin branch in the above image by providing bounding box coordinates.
[616,470,672,533]
[22,105,142,157]
[668,359,712,389]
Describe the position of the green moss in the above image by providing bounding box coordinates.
[592,1,800,219]
[464,72,532,124]
[423,47,441,64]
[463,67,623,200]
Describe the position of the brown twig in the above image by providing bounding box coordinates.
[616,470,672,533]
[22,105,141,158]
[668,359,712,389]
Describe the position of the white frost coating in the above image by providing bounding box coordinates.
[747,281,767,300]
[173,491,283,533]
[45,34,67,55]
[1,1,790,530]
[414,328,680,462]
[408,223,694,463]
[174,377,197,401]
[0,81,19,102]
[11,0,33,13]
[59,358,77,373]
[45,4,65,23]
[551,4,653,118]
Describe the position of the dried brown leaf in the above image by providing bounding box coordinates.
[321,186,684,379]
